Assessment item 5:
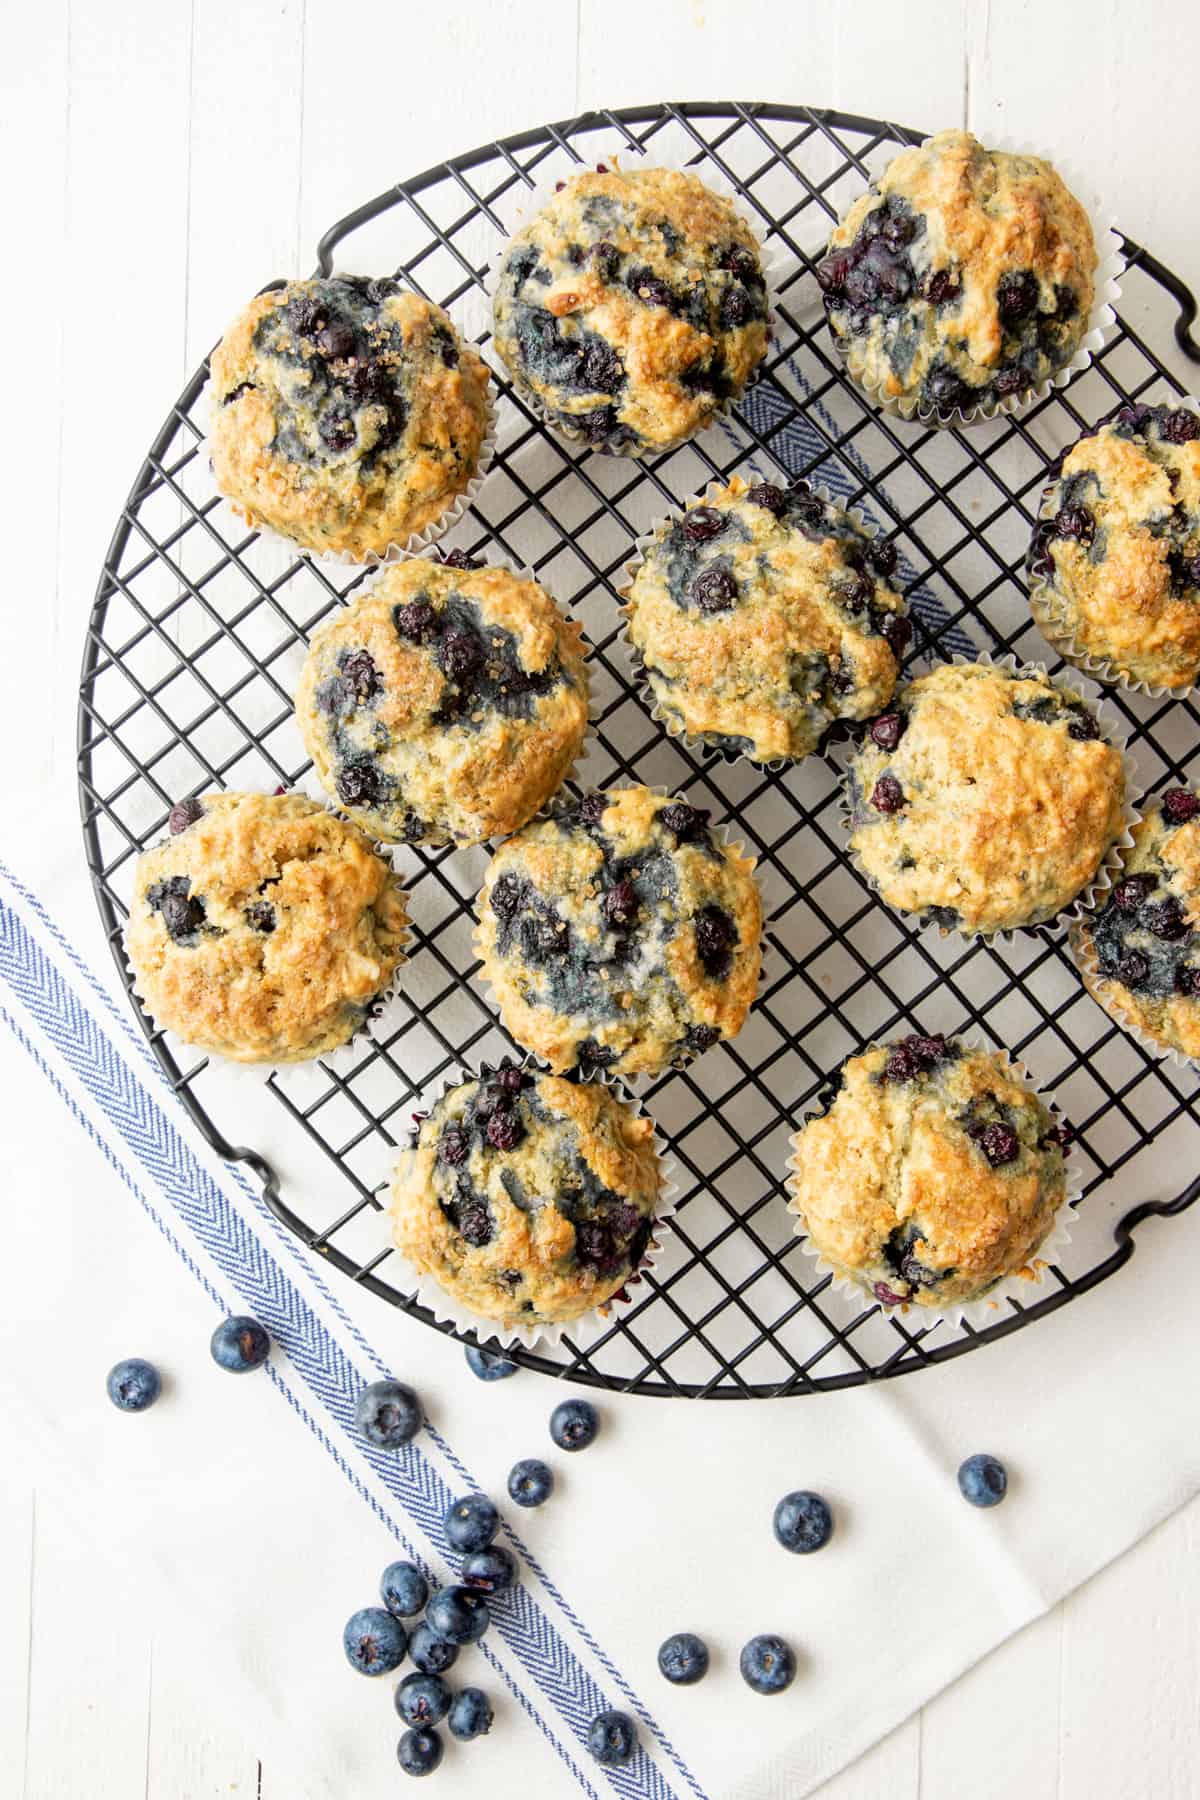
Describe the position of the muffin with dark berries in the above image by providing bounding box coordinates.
[624,476,908,763]
[475,786,762,1077]
[1028,404,1200,690]
[846,662,1127,935]
[1071,787,1200,1060]
[817,130,1097,419]
[492,165,768,453]
[209,276,492,559]
[788,1034,1070,1310]
[124,792,408,1062]
[296,555,589,846]
[390,1065,663,1328]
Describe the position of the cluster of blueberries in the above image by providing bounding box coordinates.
[107,1318,1010,1771]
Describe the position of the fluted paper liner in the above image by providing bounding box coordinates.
[785,1036,1080,1330]
[1069,916,1200,1074]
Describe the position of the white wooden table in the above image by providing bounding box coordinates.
[6,2,1200,1794]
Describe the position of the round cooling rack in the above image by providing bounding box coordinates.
[79,103,1200,1398]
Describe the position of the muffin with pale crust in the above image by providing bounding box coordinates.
[476,786,762,1077]
[818,130,1097,417]
[1028,403,1200,689]
[391,1064,663,1329]
[492,164,769,452]
[209,276,492,558]
[845,662,1127,935]
[125,791,407,1063]
[296,553,589,846]
[624,475,908,763]
[788,1034,1070,1310]
[1072,787,1200,1060]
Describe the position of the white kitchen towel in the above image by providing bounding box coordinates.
[5,844,1200,1800]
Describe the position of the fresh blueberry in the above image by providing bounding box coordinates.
[448,1687,494,1740]
[461,1545,517,1594]
[343,1606,408,1676]
[209,1315,270,1373]
[380,1561,429,1619]
[408,1622,460,1675]
[396,1726,443,1776]
[587,1710,638,1767]
[958,1452,1008,1508]
[773,1490,834,1555]
[106,1358,162,1412]
[168,797,204,834]
[425,1584,491,1645]
[444,1493,500,1554]
[508,1458,554,1507]
[549,1398,599,1452]
[465,1344,518,1382]
[355,1379,422,1448]
[739,1633,796,1695]
[657,1632,710,1685]
[394,1672,451,1727]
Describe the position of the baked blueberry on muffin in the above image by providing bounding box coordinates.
[209,277,492,558]
[818,130,1097,418]
[1028,403,1200,689]
[390,1064,662,1328]
[1072,787,1200,1060]
[125,792,408,1062]
[624,476,908,763]
[296,554,589,846]
[492,165,769,453]
[475,786,762,1077]
[846,662,1127,935]
[788,1034,1070,1309]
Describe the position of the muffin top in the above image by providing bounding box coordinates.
[625,477,909,763]
[209,276,491,558]
[1076,787,1200,1059]
[788,1034,1070,1309]
[818,130,1096,416]
[1029,404,1200,689]
[390,1064,662,1328]
[295,554,589,846]
[846,662,1126,934]
[125,792,408,1063]
[492,165,769,453]
[475,786,762,1077]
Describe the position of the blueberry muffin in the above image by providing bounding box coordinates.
[390,1064,662,1328]
[296,554,589,846]
[624,476,909,763]
[492,165,769,452]
[209,276,492,558]
[846,662,1127,935]
[1028,404,1200,689]
[1072,788,1200,1060]
[818,130,1097,417]
[475,787,762,1077]
[125,792,408,1062]
[788,1034,1070,1310]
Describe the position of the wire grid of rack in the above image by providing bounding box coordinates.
[79,103,1200,1398]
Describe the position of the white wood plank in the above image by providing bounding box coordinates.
[0,1486,34,1798]
[146,1643,263,1799]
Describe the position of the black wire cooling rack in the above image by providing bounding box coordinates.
[79,103,1200,1398]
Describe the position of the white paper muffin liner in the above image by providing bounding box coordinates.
[122,792,412,1087]
[616,477,908,771]
[821,134,1125,430]
[785,1035,1080,1329]
[1027,393,1200,698]
[469,783,765,1097]
[836,651,1144,943]
[376,1060,680,1352]
[483,127,786,459]
[291,549,596,847]
[1068,917,1200,1074]
[200,304,498,569]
